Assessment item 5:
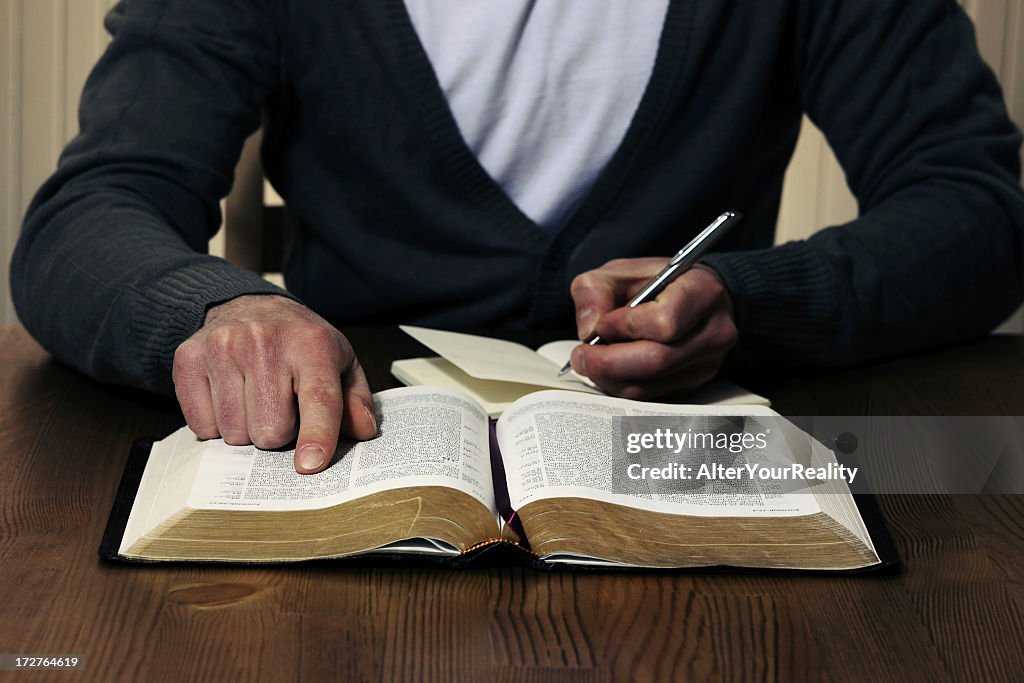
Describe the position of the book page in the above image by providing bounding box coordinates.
[391,357,545,418]
[496,390,820,518]
[120,427,208,554]
[175,387,496,515]
[400,325,600,393]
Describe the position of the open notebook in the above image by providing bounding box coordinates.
[391,326,770,417]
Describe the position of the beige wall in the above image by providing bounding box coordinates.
[1,0,1023,329]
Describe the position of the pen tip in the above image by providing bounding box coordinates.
[557,361,573,377]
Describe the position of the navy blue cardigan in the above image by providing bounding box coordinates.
[12,0,1024,394]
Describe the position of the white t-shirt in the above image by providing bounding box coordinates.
[403,0,669,231]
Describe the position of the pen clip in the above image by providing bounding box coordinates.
[667,211,736,266]
[625,211,740,308]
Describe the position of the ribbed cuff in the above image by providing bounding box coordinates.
[701,242,848,372]
[130,256,300,394]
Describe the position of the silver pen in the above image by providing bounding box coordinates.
[558,211,742,377]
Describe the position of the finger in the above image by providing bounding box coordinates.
[573,337,710,388]
[599,360,724,401]
[244,368,298,450]
[570,258,668,340]
[340,356,377,441]
[573,313,737,387]
[596,270,724,344]
[174,371,220,440]
[173,342,219,440]
[208,367,249,445]
[293,362,343,475]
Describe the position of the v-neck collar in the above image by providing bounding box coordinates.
[381,0,696,253]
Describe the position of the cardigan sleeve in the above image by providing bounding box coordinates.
[702,0,1024,370]
[10,0,295,395]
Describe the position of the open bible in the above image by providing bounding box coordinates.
[103,387,895,572]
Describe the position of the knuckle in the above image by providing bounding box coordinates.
[570,272,599,297]
[642,343,675,373]
[711,318,739,349]
[619,343,670,378]
[679,364,719,390]
[219,425,251,446]
[648,309,679,342]
[297,323,340,352]
[617,384,651,401]
[583,350,609,378]
[177,394,209,426]
[250,421,295,450]
[303,382,342,409]
[177,394,218,438]
[173,338,198,362]
[190,421,220,441]
[710,284,728,306]
[675,368,715,393]
[208,326,238,357]
[247,332,278,370]
[172,340,203,376]
[604,258,633,270]
[214,398,245,431]
[694,366,719,386]
[171,361,187,388]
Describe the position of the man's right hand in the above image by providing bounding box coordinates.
[172,294,377,475]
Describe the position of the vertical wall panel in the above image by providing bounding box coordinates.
[0,0,23,326]
[66,0,97,141]
[968,0,1023,332]
[1003,1,1024,151]
[14,0,64,328]
[55,0,68,145]
[998,0,1024,333]
[968,0,1007,80]
[20,1,63,214]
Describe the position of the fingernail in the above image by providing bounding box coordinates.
[571,347,587,376]
[577,308,596,340]
[363,401,378,437]
[298,445,325,472]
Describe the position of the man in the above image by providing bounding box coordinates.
[11,0,1024,475]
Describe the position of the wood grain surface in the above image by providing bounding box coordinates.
[1,325,1022,682]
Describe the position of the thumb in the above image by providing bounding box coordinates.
[570,258,671,339]
[570,270,619,340]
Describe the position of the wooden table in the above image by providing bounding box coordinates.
[1,324,1023,682]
